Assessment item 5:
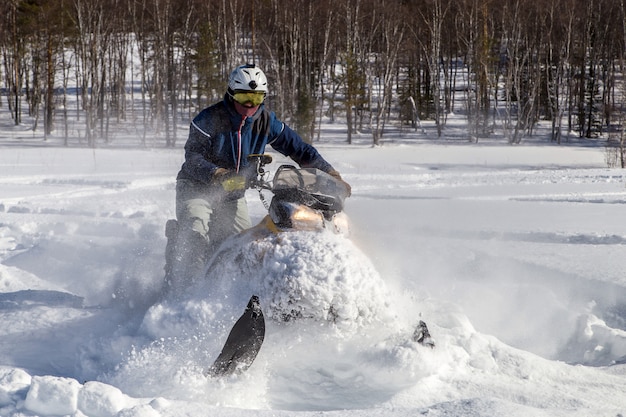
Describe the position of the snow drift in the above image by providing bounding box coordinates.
[1,143,626,417]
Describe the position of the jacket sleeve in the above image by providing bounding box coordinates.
[268,119,334,173]
[179,120,219,184]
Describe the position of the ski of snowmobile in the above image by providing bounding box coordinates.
[414,320,435,348]
[205,295,265,377]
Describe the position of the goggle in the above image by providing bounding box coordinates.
[232,90,266,106]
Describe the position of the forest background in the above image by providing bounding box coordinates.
[2,0,626,161]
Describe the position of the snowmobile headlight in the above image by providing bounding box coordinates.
[269,201,325,231]
[290,205,325,230]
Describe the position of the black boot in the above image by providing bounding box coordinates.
[163,219,179,291]
[166,227,211,298]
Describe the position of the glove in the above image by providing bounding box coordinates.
[327,170,352,197]
[213,168,246,192]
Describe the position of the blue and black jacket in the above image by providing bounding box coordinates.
[177,95,333,191]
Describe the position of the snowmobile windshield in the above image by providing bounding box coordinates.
[271,166,349,212]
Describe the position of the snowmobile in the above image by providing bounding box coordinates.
[205,154,355,376]
[247,154,351,234]
[162,154,434,377]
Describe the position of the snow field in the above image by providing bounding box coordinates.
[0,142,625,416]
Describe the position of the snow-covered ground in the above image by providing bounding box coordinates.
[1,126,626,416]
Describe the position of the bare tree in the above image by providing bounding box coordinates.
[543,0,575,144]
[369,5,406,145]
[315,6,337,142]
[414,0,452,138]
[70,0,113,146]
[340,0,370,144]
[2,0,24,125]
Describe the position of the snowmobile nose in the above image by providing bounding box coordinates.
[247,295,262,318]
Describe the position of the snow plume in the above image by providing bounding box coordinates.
[103,225,460,411]
[206,230,392,328]
[403,235,626,366]
[143,229,392,336]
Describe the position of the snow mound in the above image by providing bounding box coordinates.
[207,230,390,328]
[0,264,65,293]
[0,367,31,406]
[562,313,626,365]
[24,376,82,416]
[142,229,391,339]
[5,372,157,417]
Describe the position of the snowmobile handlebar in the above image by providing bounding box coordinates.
[247,154,273,190]
[247,153,349,213]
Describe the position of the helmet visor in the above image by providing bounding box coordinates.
[232,90,266,106]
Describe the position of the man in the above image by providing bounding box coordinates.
[164,63,350,294]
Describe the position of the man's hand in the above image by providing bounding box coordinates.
[327,170,352,197]
[213,168,246,192]
[213,167,229,179]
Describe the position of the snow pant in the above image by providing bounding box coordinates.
[164,179,252,296]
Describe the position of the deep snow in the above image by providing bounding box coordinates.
[1,131,626,416]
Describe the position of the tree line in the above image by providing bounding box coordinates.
[1,0,626,156]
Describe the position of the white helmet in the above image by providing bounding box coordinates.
[228,64,268,92]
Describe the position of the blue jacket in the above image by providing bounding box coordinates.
[177,96,333,187]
